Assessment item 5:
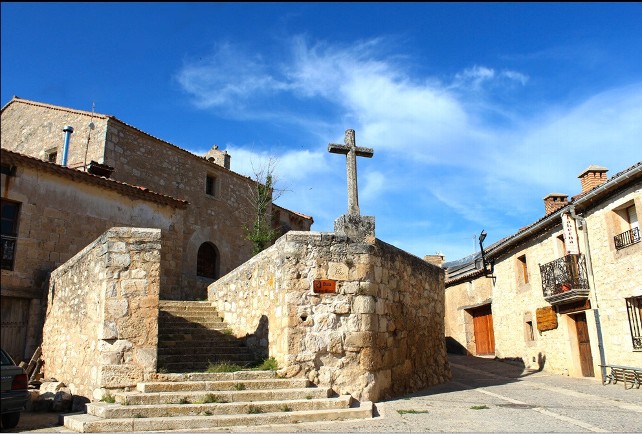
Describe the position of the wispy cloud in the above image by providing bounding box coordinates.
[177,37,642,260]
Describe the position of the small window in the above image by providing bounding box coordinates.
[205,175,216,196]
[526,321,535,341]
[518,254,528,284]
[626,296,642,350]
[44,148,58,163]
[1,200,21,270]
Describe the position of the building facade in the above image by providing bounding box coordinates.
[444,162,641,379]
[1,97,313,362]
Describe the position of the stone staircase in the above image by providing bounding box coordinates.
[156,300,257,372]
[64,371,373,432]
[63,300,374,431]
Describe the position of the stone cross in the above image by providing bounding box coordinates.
[328,129,374,216]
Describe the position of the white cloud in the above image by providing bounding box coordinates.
[176,37,642,260]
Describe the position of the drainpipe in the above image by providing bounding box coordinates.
[61,125,74,167]
[568,205,606,376]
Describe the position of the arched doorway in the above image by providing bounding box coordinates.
[197,242,219,280]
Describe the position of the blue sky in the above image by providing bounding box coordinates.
[2,3,641,261]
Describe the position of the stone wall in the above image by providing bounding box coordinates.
[1,99,108,169]
[208,231,450,402]
[42,227,161,400]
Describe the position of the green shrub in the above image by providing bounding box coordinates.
[397,409,429,415]
[470,405,490,410]
[233,383,246,391]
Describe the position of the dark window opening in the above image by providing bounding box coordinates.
[206,175,216,196]
[518,254,528,284]
[626,296,642,350]
[47,152,57,163]
[1,201,20,270]
[197,242,219,279]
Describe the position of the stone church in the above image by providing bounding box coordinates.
[1,97,313,363]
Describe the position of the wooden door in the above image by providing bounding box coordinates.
[0,297,29,363]
[573,312,594,377]
[472,305,495,355]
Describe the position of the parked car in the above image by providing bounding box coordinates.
[1,348,29,429]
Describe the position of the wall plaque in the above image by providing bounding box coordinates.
[313,279,336,294]
[536,306,558,332]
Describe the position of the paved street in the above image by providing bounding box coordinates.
[12,354,642,433]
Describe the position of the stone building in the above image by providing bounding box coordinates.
[444,162,642,379]
[0,97,312,362]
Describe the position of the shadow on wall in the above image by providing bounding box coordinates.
[445,336,470,355]
[244,315,269,360]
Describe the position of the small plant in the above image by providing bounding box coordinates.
[397,409,429,415]
[470,405,490,410]
[101,392,116,404]
[203,411,213,416]
[248,405,263,414]
[234,383,246,391]
[305,395,312,400]
[207,361,244,373]
[200,393,226,404]
[158,367,168,374]
[281,405,292,412]
[222,328,234,336]
[178,397,190,404]
[133,413,146,418]
[255,357,278,371]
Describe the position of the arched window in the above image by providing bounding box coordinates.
[197,242,219,279]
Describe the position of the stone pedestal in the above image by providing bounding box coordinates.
[334,214,375,244]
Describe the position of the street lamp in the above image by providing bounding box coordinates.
[478,229,494,277]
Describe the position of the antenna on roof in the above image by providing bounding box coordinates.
[83,102,96,171]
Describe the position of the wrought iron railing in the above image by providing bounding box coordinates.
[614,227,641,250]
[1,235,17,270]
[539,254,589,299]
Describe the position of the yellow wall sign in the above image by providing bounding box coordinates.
[536,306,558,332]
[313,280,336,294]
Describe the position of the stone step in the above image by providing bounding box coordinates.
[158,342,251,356]
[157,352,256,363]
[155,361,257,373]
[151,370,277,382]
[87,395,352,418]
[159,301,216,307]
[115,386,332,406]
[157,331,237,340]
[65,402,373,432]
[158,317,225,326]
[137,378,310,393]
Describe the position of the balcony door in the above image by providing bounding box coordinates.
[472,304,495,355]
[573,312,595,377]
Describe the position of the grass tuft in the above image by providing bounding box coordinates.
[206,361,245,373]
[254,357,279,371]
[470,405,490,410]
[101,393,116,404]
[233,383,246,391]
[248,405,263,414]
[397,409,429,415]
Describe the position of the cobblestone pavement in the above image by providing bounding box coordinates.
[10,354,642,433]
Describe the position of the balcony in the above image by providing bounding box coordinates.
[539,254,590,305]
[614,227,640,250]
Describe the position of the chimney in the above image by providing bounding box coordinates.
[543,193,568,215]
[61,125,74,167]
[424,253,445,267]
[578,165,608,193]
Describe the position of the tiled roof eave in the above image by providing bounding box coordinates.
[1,149,189,209]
